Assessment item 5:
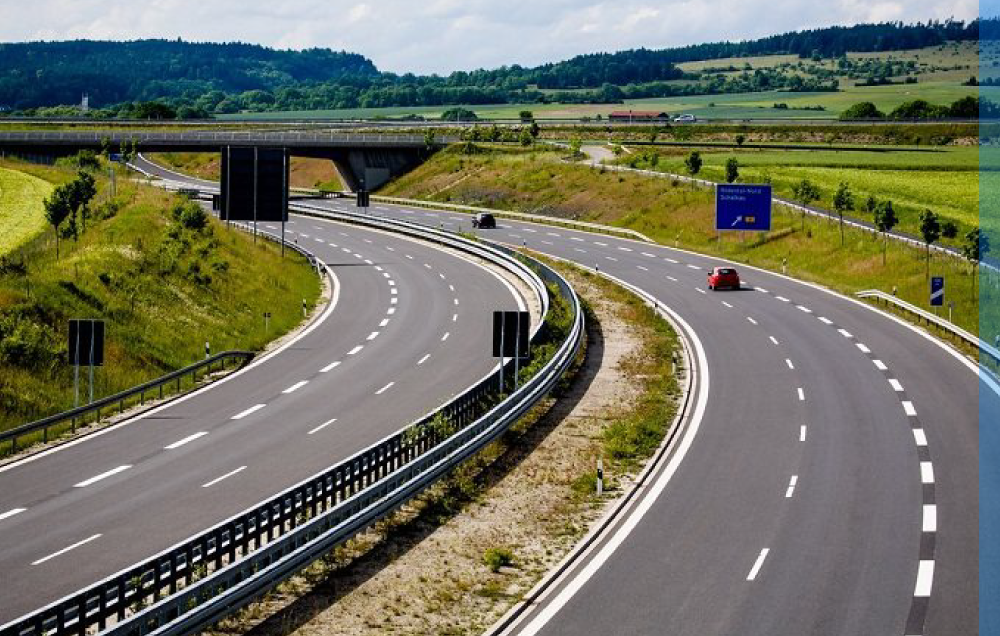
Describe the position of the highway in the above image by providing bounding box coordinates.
[302,196,984,636]
[0,208,527,621]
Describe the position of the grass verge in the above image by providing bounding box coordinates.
[0,167,53,255]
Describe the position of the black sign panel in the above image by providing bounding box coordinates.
[69,319,105,366]
[220,147,255,221]
[255,148,289,222]
[357,190,370,208]
[211,194,220,211]
[492,311,530,359]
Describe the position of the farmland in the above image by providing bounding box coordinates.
[0,168,52,255]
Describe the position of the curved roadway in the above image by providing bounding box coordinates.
[310,196,984,636]
[0,210,524,621]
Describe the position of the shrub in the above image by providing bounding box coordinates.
[482,547,515,572]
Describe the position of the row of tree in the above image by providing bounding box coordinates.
[840,96,987,120]
[43,171,97,258]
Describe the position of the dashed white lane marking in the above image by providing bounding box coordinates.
[348,345,364,355]
[452,313,458,322]
[542,240,554,246]
[618,247,632,252]
[405,254,414,260]
[594,241,608,247]
[367,331,380,341]
[391,297,398,305]
[74,465,132,488]
[902,401,917,416]
[856,343,871,354]
[785,475,798,498]
[747,549,770,581]
[873,359,888,371]
[686,264,701,270]
[449,284,455,292]
[282,380,309,394]
[388,307,397,315]
[570,236,584,242]
[375,382,395,395]
[637,265,649,271]
[380,318,390,327]
[320,361,341,373]
[386,246,395,251]
[914,561,935,597]
[0,508,27,522]
[391,288,398,295]
[382,272,391,278]
[800,425,808,442]
[696,288,706,295]
[818,316,833,325]
[164,431,208,449]
[755,287,769,293]
[721,301,733,308]
[308,418,338,435]
[32,534,103,566]
[424,263,433,269]
[769,336,779,345]
[201,466,247,488]
[547,232,561,237]
[889,379,904,392]
[523,228,537,233]
[442,332,450,341]
[439,273,446,280]
[418,354,431,365]
[666,276,678,282]
[747,317,758,325]
[775,296,790,302]
[665,257,679,264]
[341,247,351,253]
[301,234,310,238]
[374,266,383,271]
[785,359,795,370]
[913,429,928,446]
[923,504,938,532]
[574,248,587,253]
[642,252,656,258]
[838,328,853,338]
[797,388,805,401]
[328,242,337,248]
[920,462,935,484]
[796,305,812,314]
[364,259,373,265]
[454,298,460,305]
[231,404,266,420]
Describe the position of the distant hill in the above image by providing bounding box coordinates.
[0,19,987,114]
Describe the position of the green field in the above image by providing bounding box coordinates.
[0,168,52,255]
[617,146,979,241]
[0,160,321,432]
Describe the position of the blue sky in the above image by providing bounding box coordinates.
[0,0,980,74]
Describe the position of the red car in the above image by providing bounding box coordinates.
[707,266,740,291]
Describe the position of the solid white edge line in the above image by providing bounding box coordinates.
[231,403,266,420]
[32,534,103,566]
[201,465,247,488]
[307,418,338,435]
[747,549,770,581]
[164,431,208,450]
[74,465,132,488]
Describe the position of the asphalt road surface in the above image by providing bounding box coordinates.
[0,210,524,621]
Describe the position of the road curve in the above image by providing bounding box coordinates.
[0,212,524,621]
[322,197,981,636]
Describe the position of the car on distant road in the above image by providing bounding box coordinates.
[472,212,496,229]
[707,266,740,290]
[673,114,697,122]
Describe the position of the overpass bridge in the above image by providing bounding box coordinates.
[0,130,455,190]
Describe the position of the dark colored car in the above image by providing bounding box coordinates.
[708,266,740,290]
[472,213,496,229]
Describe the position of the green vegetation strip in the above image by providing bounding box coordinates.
[0,159,320,434]
[0,168,52,256]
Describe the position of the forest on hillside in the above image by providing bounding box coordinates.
[0,18,987,115]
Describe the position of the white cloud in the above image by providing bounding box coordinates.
[0,0,980,74]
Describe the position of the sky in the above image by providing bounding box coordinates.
[0,0,981,75]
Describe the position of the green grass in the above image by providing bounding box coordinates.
[617,146,979,240]
[0,168,52,255]
[0,160,321,433]
[381,145,982,337]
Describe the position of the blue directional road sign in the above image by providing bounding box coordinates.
[716,184,772,231]
[930,276,945,307]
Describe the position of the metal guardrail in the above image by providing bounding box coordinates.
[0,351,253,457]
[855,289,995,364]
[0,205,580,636]
[370,194,655,243]
[0,131,456,147]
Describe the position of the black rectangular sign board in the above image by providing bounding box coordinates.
[69,319,105,366]
[255,148,289,222]
[220,147,255,221]
[357,190,370,208]
[492,311,530,359]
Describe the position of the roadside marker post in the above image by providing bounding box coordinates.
[597,458,604,496]
[205,341,210,360]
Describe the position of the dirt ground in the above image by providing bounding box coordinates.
[209,268,667,636]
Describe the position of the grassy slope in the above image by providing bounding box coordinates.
[617,146,979,236]
[0,160,321,432]
[381,146,982,337]
[0,168,52,255]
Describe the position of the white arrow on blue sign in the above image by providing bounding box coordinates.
[930,276,945,307]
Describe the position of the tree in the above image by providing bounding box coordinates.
[423,129,436,149]
[919,209,941,278]
[529,121,540,138]
[441,107,477,122]
[941,219,958,240]
[962,227,990,298]
[568,137,583,160]
[792,179,820,230]
[873,200,898,265]
[519,127,533,146]
[735,134,746,147]
[43,186,72,259]
[839,101,885,120]
[519,110,534,122]
[725,158,739,183]
[832,181,854,246]
[684,151,702,181]
[69,171,98,232]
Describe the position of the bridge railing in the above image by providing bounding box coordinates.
[0,131,456,146]
[0,205,581,636]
